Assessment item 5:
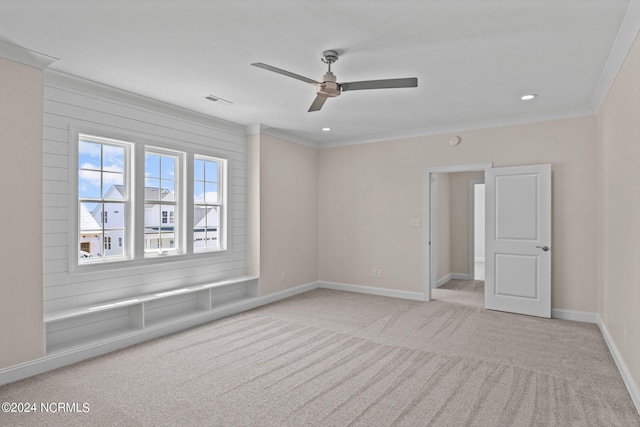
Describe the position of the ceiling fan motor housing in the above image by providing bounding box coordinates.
[318,71,341,97]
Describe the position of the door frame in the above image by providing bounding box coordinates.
[423,163,492,301]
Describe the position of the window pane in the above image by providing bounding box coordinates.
[104,230,125,256]
[104,203,125,229]
[194,206,220,250]
[194,205,207,229]
[205,161,218,182]
[145,179,161,200]
[89,203,104,228]
[145,154,160,179]
[78,170,101,198]
[206,228,219,248]
[145,203,161,228]
[145,203,176,251]
[161,180,175,201]
[102,173,124,198]
[194,159,205,181]
[207,206,220,227]
[145,231,161,250]
[161,156,175,180]
[78,141,101,170]
[205,183,219,204]
[194,181,205,203]
[103,145,124,172]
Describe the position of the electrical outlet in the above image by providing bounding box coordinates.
[371,269,377,277]
[376,269,382,278]
[410,218,421,227]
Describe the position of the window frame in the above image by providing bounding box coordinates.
[76,134,133,266]
[143,146,184,258]
[193,155,228,253]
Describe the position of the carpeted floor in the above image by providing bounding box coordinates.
[1,281,638,426]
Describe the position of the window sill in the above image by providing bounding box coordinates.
[71,248,230,276]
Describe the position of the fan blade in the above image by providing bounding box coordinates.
[308,95,328,112]
[251,63,320,85]
[340,77,418,91]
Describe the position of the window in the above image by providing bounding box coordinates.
[145,150,180,255]
[194,156,226,251]
[78,135,129,262]
[76,133,227,266]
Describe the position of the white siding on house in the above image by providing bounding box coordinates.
[42,71,248,314]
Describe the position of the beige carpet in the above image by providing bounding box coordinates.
[1,281,638,426]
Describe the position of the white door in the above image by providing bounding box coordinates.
[485,164,551,318]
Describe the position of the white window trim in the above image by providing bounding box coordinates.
[193,154,228,253]
[68,125,233,275]
[75,133,133,267]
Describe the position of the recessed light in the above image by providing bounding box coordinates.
[322,127,331,132]
[520,94,537,101]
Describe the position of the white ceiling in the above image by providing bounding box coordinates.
[0,0,633,146]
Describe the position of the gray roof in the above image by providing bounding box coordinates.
[80,203,101,230]
[111,185,174,201]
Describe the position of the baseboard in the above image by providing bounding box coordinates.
[597,314,640,415]
[254,281,319,305]
[436,273,472,288]
[0,281,319,386]
[436,273,452,288]
[318,281,426,301]
[551,308,598,324]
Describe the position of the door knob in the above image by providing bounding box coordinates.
[536,245,550,252]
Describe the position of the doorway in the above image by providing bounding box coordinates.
[424,163,552,318]
[423,163,492,301]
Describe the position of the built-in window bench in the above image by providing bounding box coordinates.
[44,276,259,356]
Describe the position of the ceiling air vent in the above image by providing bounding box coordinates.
[204,94,233,105]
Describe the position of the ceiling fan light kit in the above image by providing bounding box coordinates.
[252,49,418,112]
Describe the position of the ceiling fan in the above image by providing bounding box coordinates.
[251,50,418,112]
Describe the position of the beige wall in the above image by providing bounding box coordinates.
[597,30,640,393]
[257,134,319,295]
[318,115,598,312]
[450,171,484,275]
[435,171,484,283]
[436,173,451,281]
[0,58,45,368]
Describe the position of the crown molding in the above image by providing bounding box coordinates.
[318,107,595,149]
[258,125,320,148]
[0,40,58,69]
[590,0,640,111]
[44,70,246,137]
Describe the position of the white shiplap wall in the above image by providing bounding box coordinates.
[42,71,248,314]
